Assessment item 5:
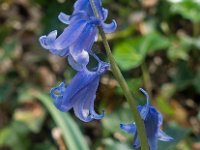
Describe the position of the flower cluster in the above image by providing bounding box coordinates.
[39,1,173,149]
[120,88,173,150]
[39,0,116,122]
[39,0,116,70]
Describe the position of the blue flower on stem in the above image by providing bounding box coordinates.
[120,88,173,150]
[50,61,110,122]
[39,0,116,69]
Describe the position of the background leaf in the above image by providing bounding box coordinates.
[34,92,90,150]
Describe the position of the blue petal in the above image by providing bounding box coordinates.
[158,129,173,141]
[68,50,89,71]
[102,8,108,21]
[139,88,150,120]
[73,87,95,122]
[73,77,101,122]
[68,54,85,71]
[58,12,70,24]
[60,61,109,112]
[132,132,140,149]
[148,136,157,150]
[39,30,70,56]
[91,109,104,120]
[120,123,136,134]
[74,0,105,20]
[145,107,159,138]
[120,89,172,149]
[70,11,89,23]
[39,30,57,49]
[50,82,67,111]
[60,70,96,111]
[158,112,163,126]
[69,23,97,55]
[74,0,89,12]
[102,20,117,33]
[95,62,110,76]
[54,19,87,50]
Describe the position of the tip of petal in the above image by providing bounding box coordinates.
[138,88,150,120]
[97,61,110,74]
[39,35,48,49]
[102,20,117,33]
[91,110,105,120]
[39,30,57,50]
[58,12,70,24]
[139,88,150,104]
[50,82,68,112]
[158,129,174,142]
[120,123,136,134]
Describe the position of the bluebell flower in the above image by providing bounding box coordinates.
[73,0,107,20]
[50,61,110,122]
[120,88,173,150]
[39,0,116,69]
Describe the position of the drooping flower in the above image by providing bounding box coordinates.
[39,0,116,69]
[50,61,110,122]
[120,88,173,150]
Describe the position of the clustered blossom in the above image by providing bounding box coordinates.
[120,88,173,150]
[39,0,116,122]
[39,0,172,148]
[39,0,116,70]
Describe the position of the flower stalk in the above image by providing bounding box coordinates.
[89,0,149,149]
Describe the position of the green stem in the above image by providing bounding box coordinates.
[89,1,149,150]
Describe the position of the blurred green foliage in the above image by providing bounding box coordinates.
[0,0,200,150]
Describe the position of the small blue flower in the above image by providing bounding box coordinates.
[120,88,173,150]
[50,61,110,122]
[39,0,116,69]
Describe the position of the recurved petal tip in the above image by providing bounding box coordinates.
[39,30,57,50]
[158,129,174,142]
[120,123,136,134]
[91,110,105,120]
[102,20,117,33]
[58,12,70,24]
[102,8,108,20]
[39,35,48,49]
[139,88,150,120]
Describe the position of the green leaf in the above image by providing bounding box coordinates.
[34,92,89,150]
[143,32,170,54]
[113,37,146,70]
[0,121,30,150]
[113,32,169,70]
[170,0,200,23]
